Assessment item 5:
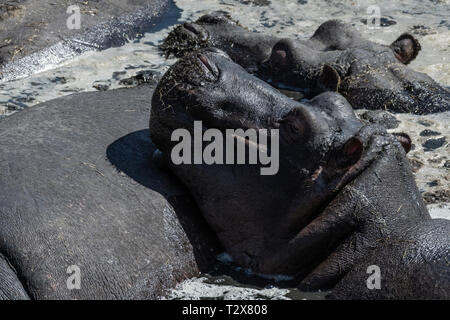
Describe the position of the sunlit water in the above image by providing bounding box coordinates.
[0,0,448,299]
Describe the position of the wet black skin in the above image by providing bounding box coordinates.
[150,49,450,299]
[161,13,450,115]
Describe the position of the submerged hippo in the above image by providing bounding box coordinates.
[150,49,450,299]
[161,13,450,114]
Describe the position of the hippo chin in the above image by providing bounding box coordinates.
[161,13,450,115]
[150,49,450,299]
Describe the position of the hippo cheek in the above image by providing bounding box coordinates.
[264,130,395,278]
[281,136,366,235]
[259,136,369,277]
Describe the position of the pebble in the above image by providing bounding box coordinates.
[419,129,441,137]
[422,137,446,151]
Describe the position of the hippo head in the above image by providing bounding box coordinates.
[150,48,422,286]
[264,36,449,114]
[309,20,421,65]
[161,13,276,72]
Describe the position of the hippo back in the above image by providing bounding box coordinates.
[0,85,218,299]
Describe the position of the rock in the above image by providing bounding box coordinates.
[239,0,271,6]
[423,189,450,204]
[419,129,441,137]
[50,76,70,84]
[361,17,397,27]
[444,160,450,169]
[92,80,111,91]
[409,158,424,173]
[359,110,400,129]
[422,137,446,151]
[119,70,160,87]
[0,85,220,299]
[417,119,433,127]
[410,25,437,36]
[427,180,439,187]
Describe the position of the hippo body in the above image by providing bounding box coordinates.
[0,0,179,82]
[150,50,450,299]
[162,14,450,114]
[0,85,219,299]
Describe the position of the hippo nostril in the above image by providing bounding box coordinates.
[198,54,210,68]
[275,50,287,59]
[271,49,288,67]
[198,54,218,77]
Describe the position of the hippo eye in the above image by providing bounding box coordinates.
[288,121,302,135]
[278,112,306,144]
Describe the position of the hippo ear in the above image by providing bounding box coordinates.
[335,137,363,169]
[390,33,421,64]
[392,132,412,154]
[318,64,341,92]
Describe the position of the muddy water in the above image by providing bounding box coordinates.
[0,0,448,299]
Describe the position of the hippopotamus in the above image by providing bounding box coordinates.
[150,48,450,299]
[0,0,179,82]
[0,85,220,299]
[161,13,450,114]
